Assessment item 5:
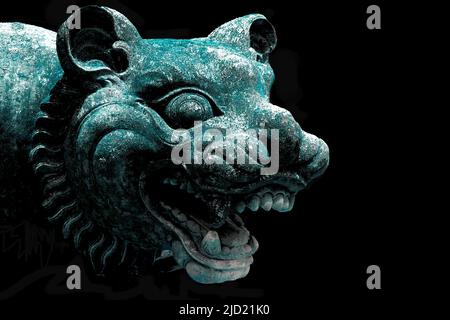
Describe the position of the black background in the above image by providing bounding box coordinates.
[0,0,425,317]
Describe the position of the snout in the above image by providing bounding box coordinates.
[251,102,329,180]
[171,103,329,190]
[298,132,329,183]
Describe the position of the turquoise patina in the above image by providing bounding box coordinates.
[0,6,328,284]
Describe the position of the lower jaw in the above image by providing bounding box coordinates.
[163,215,255,283]
[141,196,256,284]
[172,240,252,284]
[185,260,250,284]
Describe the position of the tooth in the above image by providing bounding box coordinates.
[261,193,273,211]
[281,195,290,211]
[247,196,260,212]
[201,230,221,256]
[231,246,243,256]
[170,178,177,185]
[288,194,296,210]
[161,202,172,210]
[222,246,231,255]
[179,181,186,190]
[160,249,172,258]
[272,194,284,211]
[187,220,200,234]
[172,208,187,222]
[154,249,173,262]
[163,178,170,184]
[235,201,245,213]
[243,244,252,253]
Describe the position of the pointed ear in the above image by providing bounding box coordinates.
[57,6,141,82]
[208,14,277,62]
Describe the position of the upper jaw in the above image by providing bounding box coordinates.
[162,167,304,213]
[185,165,307,194]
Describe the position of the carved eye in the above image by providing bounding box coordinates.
[164,93,214,128]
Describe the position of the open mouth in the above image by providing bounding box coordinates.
[139,164,303,284]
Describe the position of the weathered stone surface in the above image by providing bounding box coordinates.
[0,6,328,284]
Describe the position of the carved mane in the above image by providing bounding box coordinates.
[29,76,133,273]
